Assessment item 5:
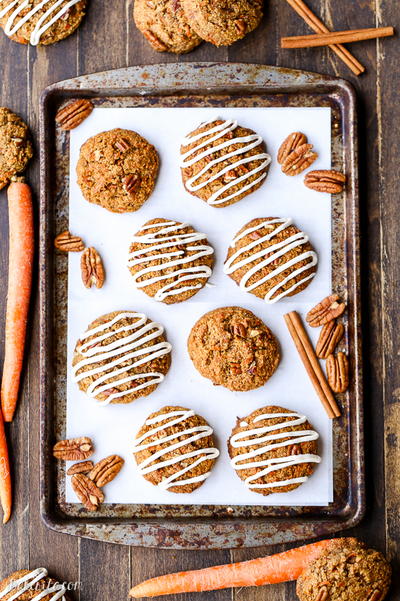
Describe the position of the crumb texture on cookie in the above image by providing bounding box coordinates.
[133,0,201,54]
[0,0,87,46]
[72,311,172,405]
[0,107,33,190]
[128,218,214,303]
[187,306,280,391]
[224,217,318,303]
[0,568,69,600]
[76,128,159,213]
[228,406,320,495]
[180,118,271,208]
[296,539,392,601]
[133,405,219,493]
[181,0,263,46]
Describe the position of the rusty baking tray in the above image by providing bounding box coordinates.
[39,63,363,549]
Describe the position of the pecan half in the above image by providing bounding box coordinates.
[123,174,141,195]
[81,247,105,289]
[54,230,85,252]
[89,455,124,487]
[115,137,130,152]
[53,437,94,461]
[232,323,247,338]
[306,294,346,327]
[304,169,346,193]
[143,29,168,51]
[281,143,318,176]
[55,99,94,131]
[326,352,349,393]
[67,460,94,476]
[234,19,247,35]
[71,473,104,511]
[277,131,307,164]
[368,590,384,601]
[314,585,329,601]
[289,444,301,455]
[316,320,344,359]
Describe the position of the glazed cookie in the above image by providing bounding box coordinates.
[72,311,172,405]
[0,0,87,46]
[187,306,280,391]
[132,405,219,493]
[0,568,71,600]
[76,128,159,213]
[228,406,320,495]
[224,217,318,303]
[297,538,391,601]
[0,107,33,190]
[180,118,271,208]
[181,0,263,46]
[127,218,214,304]
[133,0,201,54]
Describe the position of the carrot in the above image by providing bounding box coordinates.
[0,408,12,523]
[129,538,349,598]
[1,179,34,422]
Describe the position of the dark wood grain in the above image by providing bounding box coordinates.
[0,0,399,599]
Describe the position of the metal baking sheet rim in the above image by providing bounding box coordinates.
[39,62,364,549]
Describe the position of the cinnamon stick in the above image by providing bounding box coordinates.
[282,26,394,49]
[285,0,365,76]
[284,311,341,419]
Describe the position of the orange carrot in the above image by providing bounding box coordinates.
[129,538,348,598]
[0,408,12,523]
[1,179,34,422]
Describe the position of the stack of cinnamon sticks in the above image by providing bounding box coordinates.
[284,0,395,76]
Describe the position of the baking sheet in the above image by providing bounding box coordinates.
[66,106,333,506]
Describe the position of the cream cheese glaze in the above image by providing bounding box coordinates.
[224,217,318,303]
[180,118,271,206]
[0,568,66,601]
[133,408,219,491]
[0,0,81,45]
[230,411,321,490]
[128,220,214,301]
[72,312,172,405]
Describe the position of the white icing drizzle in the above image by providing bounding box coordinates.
[0,568,66,601]
[180,118,271,206]
[224,217,318,304]
[230,411,320,490]
[72,312,172,406]
[132,409,220,491]
[127,220,214,302]
[0,0,81,46]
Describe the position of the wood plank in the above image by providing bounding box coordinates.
[0,35,31,576]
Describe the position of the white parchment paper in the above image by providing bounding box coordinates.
[66,106,333,506]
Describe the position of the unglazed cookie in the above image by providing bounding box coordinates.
[134,0,201,54]
[182,0,263,46]
[187,306,280,391]
[0,0,87,45]
[72,311,172,405]
[180,118,271,208]
[228,406,320,495]
[0,107,33,189]
[127,218,214,304]
[297,539,391,601]
[132,405,219,493]
[0,568,71,600]
[224,217,318,303]
[76,128,159,213]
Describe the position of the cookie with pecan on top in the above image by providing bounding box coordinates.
[76,128,159,213]
[187,306,280,391]
[181,0,263,46]
[134,0,202,54]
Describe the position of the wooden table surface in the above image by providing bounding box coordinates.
[0,0,399,599]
